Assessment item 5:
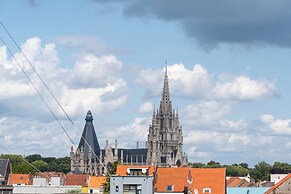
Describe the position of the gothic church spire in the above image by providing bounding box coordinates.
[160,66,171,113]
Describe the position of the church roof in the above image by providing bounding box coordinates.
[78,110,100,157]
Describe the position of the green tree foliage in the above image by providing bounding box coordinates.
[31,160,49,172]
[0,154,70,174]
[25,154,42,163]
[250,161,271,182]
[191,162,206,168]
[226,164,249,177]
[271,162,291,174]
[103,160,120,194]
[206,161,222,168]
[0,154,36,174]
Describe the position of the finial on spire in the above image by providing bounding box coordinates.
[85,110,93,122]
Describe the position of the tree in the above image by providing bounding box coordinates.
[226,164,249,176]
[0,154,36,174]
[25,154,43,163]
[250,161,271,182]
[103,160,120,193]
[191,162,206,168]
[206,161,221,168]
[239,163,249,169]
[271,162,291,174]
[31,160,49,172]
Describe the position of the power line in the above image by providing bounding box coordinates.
[0,36,76,147]
[0,22,115,178]
[0,145,67,193]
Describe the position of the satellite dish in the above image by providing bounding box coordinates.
[194,189,198,194]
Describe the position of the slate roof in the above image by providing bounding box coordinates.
[155,167,226,193]
[8,174,33,185]
[78,110,100,157]
[0,159,9,177]
[120,148,147,164]
[91,148,148,164]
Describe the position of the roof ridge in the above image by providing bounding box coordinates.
[265,173,291,194]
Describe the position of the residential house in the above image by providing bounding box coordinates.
[265,174,291,194]
[155,167,226,194]
[227,177,252,187]
[0,186,13,194]
[0,159,11,185]
[110,165,155,194]
[65,174,89,193]
[8,174,33,186]
[270,174,288,185]
[13,174,81,194]
[227,187,270,194]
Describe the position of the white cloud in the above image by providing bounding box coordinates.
[138,64,276,102]
[219,119,248,130]
[212,75,276,101]
[183,100,232,126]
[55,35,115,55]
[138,101,153,113]
[102,117,150,148]
[70,54,122,88]
[260,114,291,135]
[0,37,128,119]
[0,80,35,100]
[137,64,212,98]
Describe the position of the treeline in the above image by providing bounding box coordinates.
[0,154,70,174]
[190,161,291,182]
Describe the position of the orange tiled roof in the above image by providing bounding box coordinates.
[65,174,88,187]
[227,177,238,185]
[155,167,190,192]
[155,167,226,193]
[265,174,291,194]
[228,178,243,187]
[89,176,106,189]
[8,174,33,186]
[190,168,226,193]
[115,165,155,176]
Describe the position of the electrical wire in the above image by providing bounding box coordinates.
[0,21,116,179]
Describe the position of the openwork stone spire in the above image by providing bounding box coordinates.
[160,66,172,113]
[147,66,186,167]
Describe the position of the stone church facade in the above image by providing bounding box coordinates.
[70,68,187,175]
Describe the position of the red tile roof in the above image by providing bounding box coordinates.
[65,174,88,187]
[265,174,291,194]
[8,174,33,186]
[155,167,226,193]
[115,165,155,176]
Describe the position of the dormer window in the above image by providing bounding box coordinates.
[166,185,174,192]
[203,187,211,193]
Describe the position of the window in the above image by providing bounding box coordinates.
[166,185,174,192]
[123,184,142,194]
[203,187,211,193]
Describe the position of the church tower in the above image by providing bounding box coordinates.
[147,67,186,167]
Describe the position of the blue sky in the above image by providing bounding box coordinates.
[1,0,291,166]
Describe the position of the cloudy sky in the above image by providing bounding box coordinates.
[1,0,291,166]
